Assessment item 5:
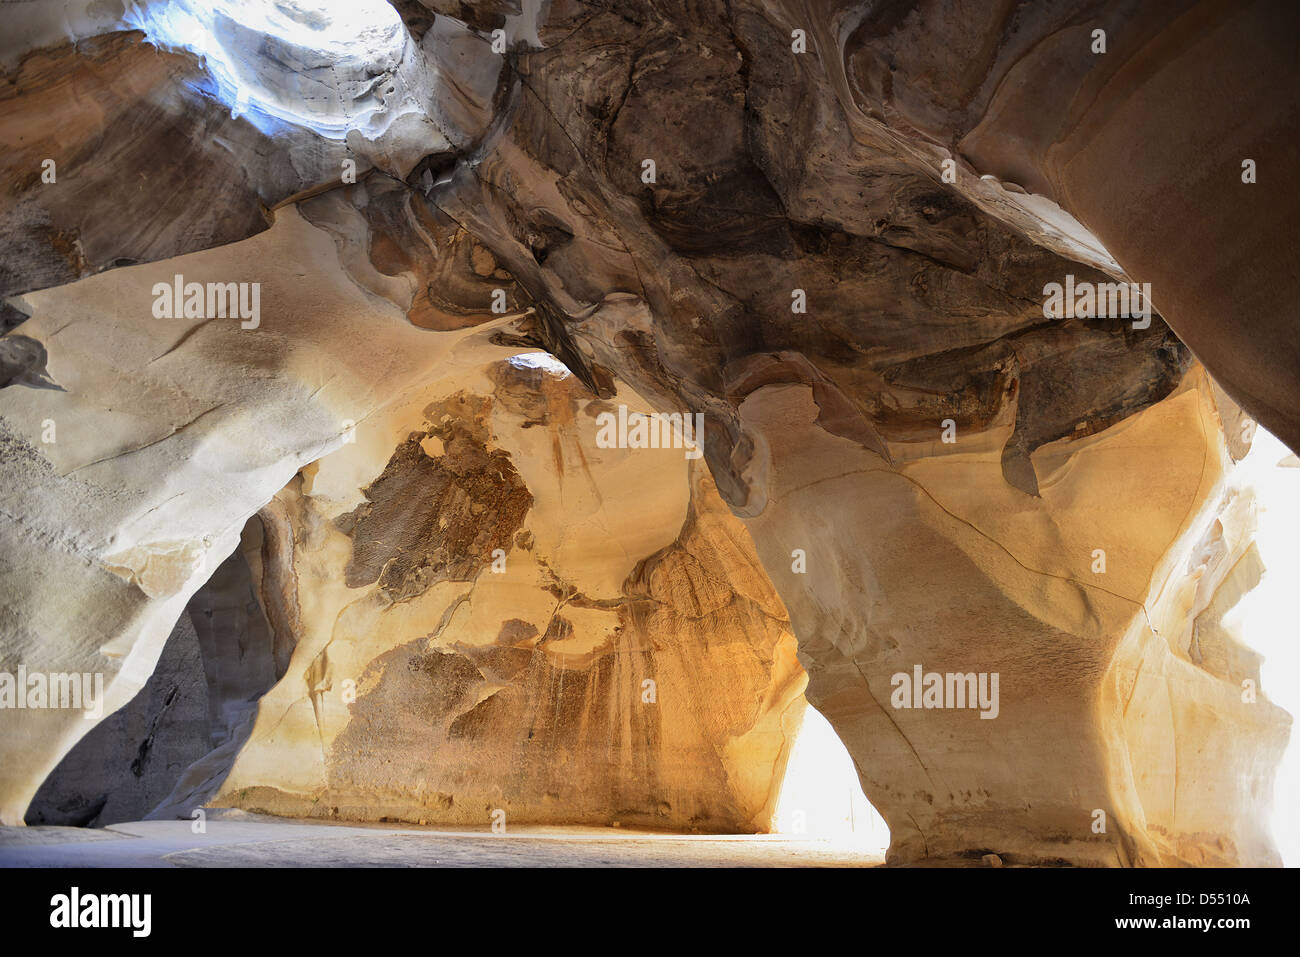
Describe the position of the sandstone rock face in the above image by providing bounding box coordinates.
[0,0,1294,865]
[0,203,508,824]
[157,361,805,830]
[25,612,209,827]
[0,31,341,314]
[26,519,297,828]
[0,1,500,316]
[832,0,1300,454]
[741,367,1287,864]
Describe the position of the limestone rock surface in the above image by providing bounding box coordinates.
[157,361,806,830]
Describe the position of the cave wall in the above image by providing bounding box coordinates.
[738,367,1287,864]
[156,359,805,830]
[0,0,1295,864]
[24,611,209,827]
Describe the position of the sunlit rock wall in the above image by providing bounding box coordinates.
[157,359,806,831]
[739,366,1288,864]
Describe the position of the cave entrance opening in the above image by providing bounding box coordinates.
[123,0,410,136]
[772,705,890,856]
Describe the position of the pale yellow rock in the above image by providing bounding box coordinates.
[736,365,1288,865]
[0,206,515,824]
[159,360,807,831]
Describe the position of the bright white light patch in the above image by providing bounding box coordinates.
[773,705,889,856]
[1228,425,1300,866]
[123,0,409,137]
[507,353,571,378]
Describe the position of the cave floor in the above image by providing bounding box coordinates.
[0,815,884,867]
